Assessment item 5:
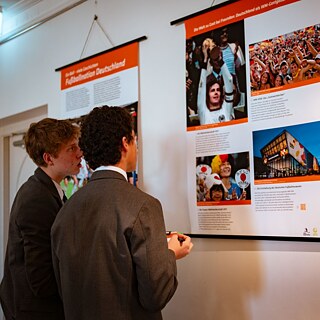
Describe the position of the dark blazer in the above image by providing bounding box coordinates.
[0,168,65,320]
[51,170,178,320]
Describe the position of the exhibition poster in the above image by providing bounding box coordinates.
[185,0,320,238]
[58,41,139,120]
[57,41,140,189]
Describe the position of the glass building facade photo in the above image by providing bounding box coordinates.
[254,130,320,179]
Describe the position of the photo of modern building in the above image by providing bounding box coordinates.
[254,127,320,179]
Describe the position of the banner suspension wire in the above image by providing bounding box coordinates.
[80,15,114,59]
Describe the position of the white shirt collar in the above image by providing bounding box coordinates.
[95,165,128,181]
[52,180,65,201]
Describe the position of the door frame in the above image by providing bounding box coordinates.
[0,105,47,279]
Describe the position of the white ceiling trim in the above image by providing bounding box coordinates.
[0,0,88,44]
[3,0,42,15]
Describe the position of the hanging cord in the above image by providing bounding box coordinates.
[210,0,216,6]
[95,16,114,47]
[80,15,96,59]
[80,15,114,59]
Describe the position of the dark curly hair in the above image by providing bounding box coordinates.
[79,105,134,170]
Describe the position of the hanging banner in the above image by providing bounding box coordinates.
[56,39,143,119]
[56,38,145,189]
[183,0,320,239]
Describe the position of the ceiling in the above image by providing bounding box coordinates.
[0,0,41,15]
[0,0,87,42]
[0,0,19,10]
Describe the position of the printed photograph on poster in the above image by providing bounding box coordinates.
[196,151,251,204]
[249,23,320,95]
[186,20,247,129]
[253,120,320,184]
[125,102,139,187]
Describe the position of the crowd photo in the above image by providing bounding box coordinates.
[196,151,250,204]
[249,23,320,93]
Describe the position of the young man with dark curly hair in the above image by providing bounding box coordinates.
[51,105,193,320]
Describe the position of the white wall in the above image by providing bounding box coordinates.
[1,0,320,319]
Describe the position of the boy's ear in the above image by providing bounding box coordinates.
[122,136,129,151]
[43,152,54,166]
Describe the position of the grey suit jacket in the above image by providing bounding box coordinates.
[0,168,65,320]
[51,170,178,320]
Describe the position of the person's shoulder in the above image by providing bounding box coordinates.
[15,172,42,197]
[125,183,161,205]
[229,42,236,50]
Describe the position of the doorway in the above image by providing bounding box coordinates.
[0,105,47,281]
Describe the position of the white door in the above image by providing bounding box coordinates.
[0,106,47,279]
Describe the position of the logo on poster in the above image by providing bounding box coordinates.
[313,227,318,237]
[303,228,310,236]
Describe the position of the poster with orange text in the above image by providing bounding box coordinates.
[184,0,320,239]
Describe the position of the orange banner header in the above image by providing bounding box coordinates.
[60,42,138,90]
[187,118,247,132]
[185,0,299,38]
